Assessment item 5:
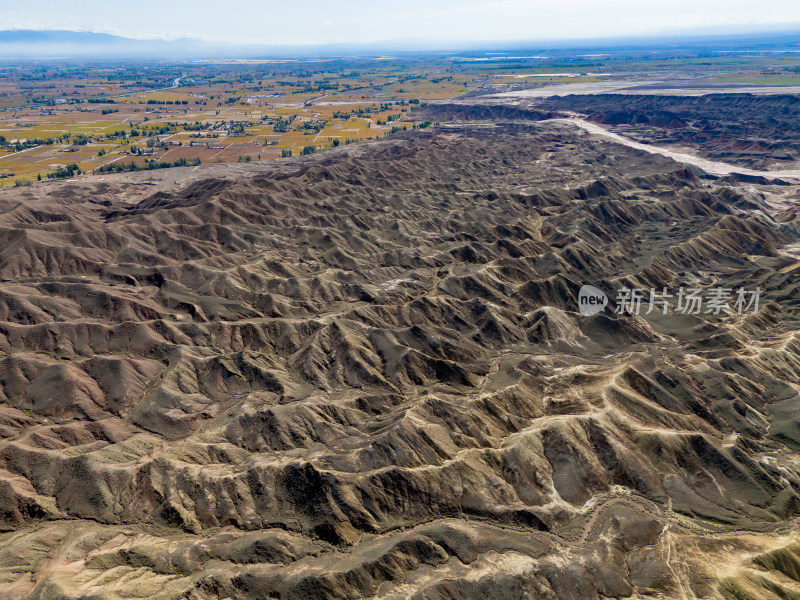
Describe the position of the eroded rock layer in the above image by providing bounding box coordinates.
[1,113,800,599]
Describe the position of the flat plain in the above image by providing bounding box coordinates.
[5,48,800,185]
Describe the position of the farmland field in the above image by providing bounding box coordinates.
[0,60,465,184]
[5,50,800,185]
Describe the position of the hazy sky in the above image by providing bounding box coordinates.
[4,0,800,45]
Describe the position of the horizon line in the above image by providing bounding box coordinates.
[2,23,800,51]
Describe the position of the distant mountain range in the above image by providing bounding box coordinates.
[0,30,219,58]
[0,30,436,59]
[0,30,137,44]
[2,28,800,59]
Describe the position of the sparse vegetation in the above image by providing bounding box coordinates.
[46,163,81,179]
[95,157,201,174]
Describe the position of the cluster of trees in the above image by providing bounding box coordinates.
[299,82,338,93]
[30,97,120,106]
[30,96,69,105]
[146,99,190,105]
[331,101,420,122]
[3,136,47,151]
[94,121,208,144]
[46,163,82,179]
[281,137,346,159]
[1,134,77,152]
[333,106,381,119]
[106,130,130,140]
[301,120,326,134]
[143,122,181,135]
[272,117,293,132]
[96,157,200,174]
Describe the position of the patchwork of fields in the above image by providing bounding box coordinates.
[0,61,464,184]
[6,50,800,185]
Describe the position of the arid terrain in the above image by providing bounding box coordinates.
[0,88,800,600]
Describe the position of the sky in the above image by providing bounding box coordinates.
[3,0,800,46]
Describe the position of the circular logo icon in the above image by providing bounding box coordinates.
[577,285,608,316]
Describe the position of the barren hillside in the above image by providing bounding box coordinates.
[1,106,800,599]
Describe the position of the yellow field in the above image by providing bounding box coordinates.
[0,62,475,186]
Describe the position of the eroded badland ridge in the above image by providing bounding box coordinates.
[1,95,800,599]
